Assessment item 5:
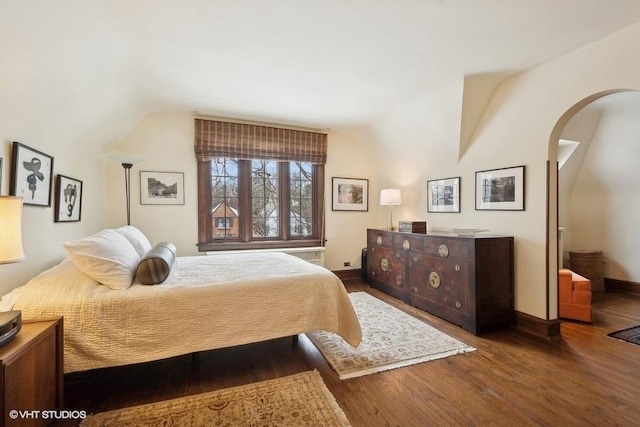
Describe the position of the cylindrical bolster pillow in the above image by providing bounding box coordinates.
[136,242,177,285]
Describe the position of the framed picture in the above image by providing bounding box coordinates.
[475,165,525,211]
[332,177,368,211]
[54,175,83,222]
[140,171,185,205]
[427,176,460,213]
[10,142,54,207]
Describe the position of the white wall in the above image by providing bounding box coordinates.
[565,94,640,282]
[558,104,603,267]
[105,113,200,255]
[1,138,107,296]
[351,22,640,319]
[5,21,640,324]
[104,113,381,271]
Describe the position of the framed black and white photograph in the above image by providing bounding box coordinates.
[54,175,83,222]
[140,171,185,205]
[332,177,368,211]
[10,141,54,207]
[475,165,525,211]
[427,176,460,213]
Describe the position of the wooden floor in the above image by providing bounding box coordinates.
[54,281,640,427]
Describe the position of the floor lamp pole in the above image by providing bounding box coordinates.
[122,163,132,226]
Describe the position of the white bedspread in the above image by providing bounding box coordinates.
[14,253,362,373]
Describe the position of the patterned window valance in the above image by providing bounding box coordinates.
[194,119,327,164]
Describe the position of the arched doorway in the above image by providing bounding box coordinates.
[547,89,640,322]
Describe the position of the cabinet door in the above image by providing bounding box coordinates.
[408,253,470,327]
[367,245,407,301]
[4,329,57,427]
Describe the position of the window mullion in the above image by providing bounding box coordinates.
[280,162,290,241]
[239,160,252,242]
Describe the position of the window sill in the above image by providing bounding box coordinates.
[198,239,323,252]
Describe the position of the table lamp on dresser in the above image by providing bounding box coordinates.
[0,196,26,346]
[380,188,402,231]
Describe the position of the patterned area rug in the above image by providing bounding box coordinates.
[80,370,350,427]
[608,325,640,345]
[307,292,475,379]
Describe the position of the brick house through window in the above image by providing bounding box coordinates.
[211,201,239,238]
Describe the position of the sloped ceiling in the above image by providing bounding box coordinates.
[3,1,640,150]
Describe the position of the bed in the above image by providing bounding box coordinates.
[9,227,362,373]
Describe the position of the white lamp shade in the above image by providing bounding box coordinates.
[380,188,402,206]
[0,196,26,264]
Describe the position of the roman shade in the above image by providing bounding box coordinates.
[194,119,327,164]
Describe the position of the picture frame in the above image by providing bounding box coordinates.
[140,171,185,205]
[475,165,525,211]
[54,174,83,222]
[10,141,54,207]
[427,176,460,213]
[332,177,369,211]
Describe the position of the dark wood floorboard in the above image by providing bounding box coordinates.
[53,281,640,426]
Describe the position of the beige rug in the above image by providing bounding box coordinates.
[80,370,350,427]
[307,292,475,379]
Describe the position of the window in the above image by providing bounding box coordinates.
[290,161,313,236]
[216,218,233,229]
[195,119,326,251]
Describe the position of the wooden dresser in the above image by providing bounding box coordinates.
[366,229,514,335]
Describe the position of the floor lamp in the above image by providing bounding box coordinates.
[380,188,402,231]
[122,162,133,226]
[109,154,143,226]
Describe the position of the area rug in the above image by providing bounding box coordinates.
[80,370,350,427]
[608,325,640,345]
[306,292,475,379]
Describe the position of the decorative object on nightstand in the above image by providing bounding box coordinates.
[0,196,26,347]
[380,188,401,231]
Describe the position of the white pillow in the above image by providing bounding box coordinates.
[114,225,152,257]
[63,229,141,290]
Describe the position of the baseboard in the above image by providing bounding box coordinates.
[514,311,561,340]
[605,277,640,295]
[332,269,362,282]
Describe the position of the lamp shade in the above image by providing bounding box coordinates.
[380,188,402,206]
[0,196,26,264]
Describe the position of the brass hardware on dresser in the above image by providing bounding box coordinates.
[428,271,441,288]
[438,244,449,258]
[366,229,514,335]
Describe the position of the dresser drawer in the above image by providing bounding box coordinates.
[368,246,404,287]
[407,253,470,315]
[393,234,425,252]
[420,237,470,260]
[368,229,394,247]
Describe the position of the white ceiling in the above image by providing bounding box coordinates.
[3,1,640,137]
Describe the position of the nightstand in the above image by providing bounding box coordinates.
[0,317,63,427]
